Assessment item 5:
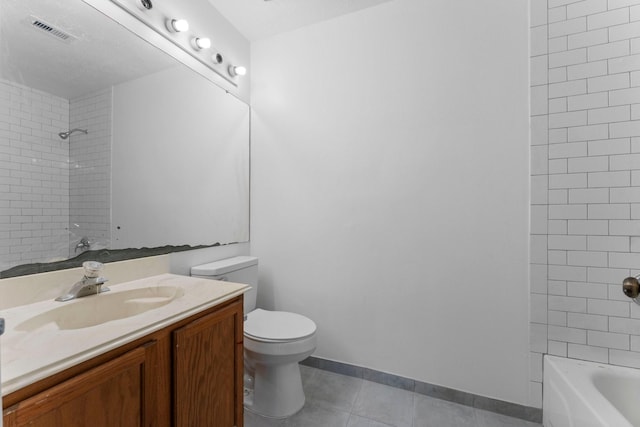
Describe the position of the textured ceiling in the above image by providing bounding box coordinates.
[0,0,176,99]
[0,0,394,99]
[207,0,394,41]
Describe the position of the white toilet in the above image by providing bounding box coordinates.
[191,256,317,419]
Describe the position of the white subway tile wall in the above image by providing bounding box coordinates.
[0,80,112,272]
[68,89,111,253]
[530,0,549,408]
[530,0,640,409]
[0,79,70,271]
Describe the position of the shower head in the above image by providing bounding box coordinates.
[58,128,88,139]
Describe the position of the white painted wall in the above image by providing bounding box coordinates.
[250,0,531,405]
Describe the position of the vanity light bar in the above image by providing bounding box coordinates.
[110,0,247,85]
[163,17,247,78]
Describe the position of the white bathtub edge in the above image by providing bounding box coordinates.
[543,355,635,427]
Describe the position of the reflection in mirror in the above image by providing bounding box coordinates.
[0,0,250,276]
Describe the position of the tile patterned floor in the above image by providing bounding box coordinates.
[244,366,542,427]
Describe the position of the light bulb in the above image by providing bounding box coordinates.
[229,65,247,77]
[192,37,211,50]
[166,18,189,33]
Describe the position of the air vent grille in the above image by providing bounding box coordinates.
[29,16,77,43]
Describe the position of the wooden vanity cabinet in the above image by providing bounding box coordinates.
[3,344,152,427]
[173,301,244,427]
[3,296,244,427]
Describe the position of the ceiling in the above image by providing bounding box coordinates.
[0,0,176,99]
[206,0,393,41]
[0,0,394,99]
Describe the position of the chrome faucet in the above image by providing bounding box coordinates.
[75,236,91,253]
[55,261,110,302]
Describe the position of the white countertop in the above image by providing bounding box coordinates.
[0,273,249,396]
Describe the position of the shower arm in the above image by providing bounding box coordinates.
[59,128,88,139]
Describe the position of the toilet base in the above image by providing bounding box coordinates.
[245,361,306,419]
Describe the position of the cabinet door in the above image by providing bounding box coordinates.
[173,301,243,427]
[3,344,152,427]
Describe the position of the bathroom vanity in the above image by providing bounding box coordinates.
[1,272,249,427]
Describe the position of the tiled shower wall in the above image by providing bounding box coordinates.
[69,89,112,253]
[0,80,112,272]
[0,79,70,271]
[530,0,640,408]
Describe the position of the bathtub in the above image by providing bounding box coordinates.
[544,355,640,427]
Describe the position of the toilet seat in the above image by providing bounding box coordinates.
[244,309,316,343]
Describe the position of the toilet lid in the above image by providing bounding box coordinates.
[244,309,316,342]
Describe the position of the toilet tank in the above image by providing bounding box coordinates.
[190,256,258,313]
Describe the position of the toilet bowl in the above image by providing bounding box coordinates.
[244,309,316,417]
[191,256,317,419]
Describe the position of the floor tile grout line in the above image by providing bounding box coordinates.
[349,372,364,418]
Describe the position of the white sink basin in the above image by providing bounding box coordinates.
[2,273,250,396]
[15,286,184,331]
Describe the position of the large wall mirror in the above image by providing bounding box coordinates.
[0,0,250,277]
